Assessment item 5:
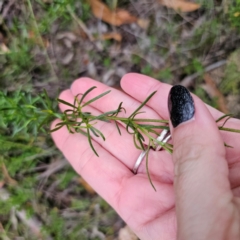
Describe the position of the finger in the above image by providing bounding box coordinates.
[70,77,162,121]
[168,85,232,239]
[121,73,240,165]
[121,73,224,120]
[56,89,174,179]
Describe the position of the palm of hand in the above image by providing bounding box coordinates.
[51,74,240,240]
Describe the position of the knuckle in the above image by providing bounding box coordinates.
[173,136,206,176]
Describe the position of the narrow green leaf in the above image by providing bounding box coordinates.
[224,142,233,148]
[219,127,240,133]
[91,127,106,141]
[75,128,88,136]
[66,124,74,133]
[137,135,145,150]
[216,114,233,123]
[87,128,99,157]
[146,141,156,191]
[90,127,100,137]
[79,86,97,105]
[74,93,83,107]
[43,89,52,109]
[133,134,142,150]
[128,91,157,119]
[57,98,77,109]
[137,131,145,142]
[115,121,121,136]
[38,115,51,130]
[138,124,169,130]
[82,90,111,107]
[147,128,159,136]
[126,121,135,135]
[134,119,169,123]
[0,107,17,111]
[220,116,232,128]
[50,125,64,132]
[89,110,118,121]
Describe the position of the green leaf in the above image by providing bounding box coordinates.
[126,121,135,135]
[137,134,145,150]
[87,128,99,157]
[43,89,52,109]
[50,125,65,132]
[146,141,156,191]
[134,118,169,123]
[0,107,17,111]
[220,116,233,128]
[147,128,159,136]
[128,91,157,119]
[82,90,111,107]
[115,121,121,136]
[89,110,118,122]
[90,127,100,137]
[74,93,83,107]
[216,114,233,123]
[219,127,240,133]
[57,98,77,109]
[37,115,51,131]
[133,134,143,150]
[91,127,105,141]
[79,86,97,105]
[75,128,88,136]
[224,142,234,148]
[138,124,169,130]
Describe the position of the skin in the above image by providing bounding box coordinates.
[51,73,240,240]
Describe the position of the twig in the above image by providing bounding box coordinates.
[0,188,52,240]
[1,0,15,19]
[37,159,68,179]
[26,0,58,81]
[67,5,94,42]
[203,73,229,113]
[181,60,227,87]
[0,223,11,240]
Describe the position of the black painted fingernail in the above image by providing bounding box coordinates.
[168,85,195,128]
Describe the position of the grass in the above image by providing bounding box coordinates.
[1,0,240,239]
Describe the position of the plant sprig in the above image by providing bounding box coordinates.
[1,87,240,191]
[51,87,171,155]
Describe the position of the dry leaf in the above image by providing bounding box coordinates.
[159,0,200,12]
[137,18,150,29]
[203,73,229,113]
[28,31,49,48]
[0,181,4,188]
[79,177,95,195]
[0,43,9,53]
[118,226,138,240]
[89,0,137,26]
[101,32,122,41]
[1,163,17,186]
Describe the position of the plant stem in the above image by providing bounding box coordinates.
[26,0,58,81]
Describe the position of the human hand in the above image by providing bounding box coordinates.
[51,73,240,240]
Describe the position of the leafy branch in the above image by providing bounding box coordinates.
[51,87,171,155]
[1,87,240,190]
[1,87,240,155]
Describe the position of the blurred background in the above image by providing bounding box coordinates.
[0,0,240,239]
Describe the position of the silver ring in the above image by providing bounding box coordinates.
[132,129,171,174]
[155,129,171,151]
[132,150,147,174]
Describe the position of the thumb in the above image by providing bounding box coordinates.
[168,85,232,239]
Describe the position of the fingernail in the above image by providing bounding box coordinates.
[168,85,195,128]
